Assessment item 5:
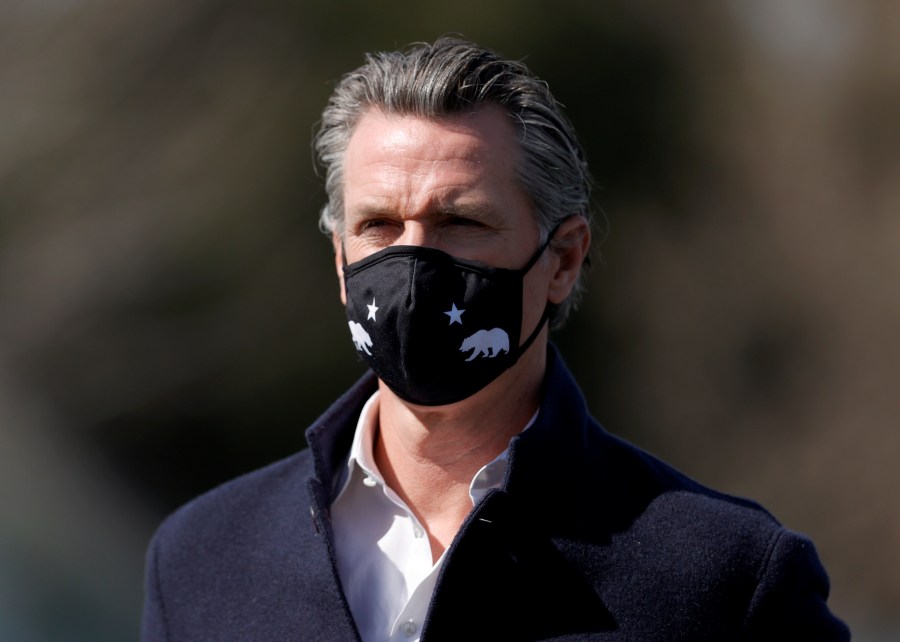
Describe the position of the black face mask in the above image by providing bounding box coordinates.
[342,239,553,406]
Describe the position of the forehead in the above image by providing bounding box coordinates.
[339,105,541,263]
[344,105,520,174]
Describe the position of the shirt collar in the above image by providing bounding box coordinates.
[333,390,382,502]
[333,390,539,505]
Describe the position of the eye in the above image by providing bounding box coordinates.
[445,216,485,228]
[357,218,394,233]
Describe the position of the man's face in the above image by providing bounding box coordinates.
[337,105,541,268]
[333,105,552,347]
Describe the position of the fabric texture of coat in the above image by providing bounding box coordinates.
[141,344,850,641]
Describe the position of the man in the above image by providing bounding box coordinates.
[141,36,850,641]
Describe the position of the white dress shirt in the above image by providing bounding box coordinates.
[330,391,536,642]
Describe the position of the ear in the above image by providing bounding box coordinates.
[547,215,591,305]
[332,231,347,305]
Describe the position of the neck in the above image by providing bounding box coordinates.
[373,338,546,559]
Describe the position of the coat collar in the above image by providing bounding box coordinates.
[305,343,603,501]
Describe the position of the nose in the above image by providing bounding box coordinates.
[396,222,435,248]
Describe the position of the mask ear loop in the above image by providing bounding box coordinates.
[515,302,556,359]
[512,221,565,358]
[518,230,551,273]
[518,219,568,274]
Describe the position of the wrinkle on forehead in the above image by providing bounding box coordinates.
[348,105,518,164]
[343,106,523,223]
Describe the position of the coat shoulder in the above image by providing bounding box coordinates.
[149,448,316,561]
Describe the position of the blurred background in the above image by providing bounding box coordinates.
[1,0,897,639]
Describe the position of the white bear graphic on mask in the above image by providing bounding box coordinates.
[348,320,373,355]
[460,328,509,361]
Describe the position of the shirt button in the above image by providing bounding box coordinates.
[401,620,417,637]
[363,475,377,487]
[413,525,424,538]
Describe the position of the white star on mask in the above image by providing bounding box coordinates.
[367,298,379,321]
[444,303,465,325]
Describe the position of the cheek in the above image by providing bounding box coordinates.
[332,241,348,305]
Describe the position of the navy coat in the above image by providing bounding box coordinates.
[141,345,850,641]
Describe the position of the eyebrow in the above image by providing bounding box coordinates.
[428,203,505,231]
[433,201,500,222]
[348,200,499,222]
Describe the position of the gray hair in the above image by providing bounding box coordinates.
[313,35,593,328]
